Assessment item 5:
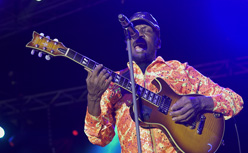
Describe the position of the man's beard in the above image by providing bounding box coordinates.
[132,52,153,65]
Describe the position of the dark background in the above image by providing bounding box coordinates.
[0,0,247,152]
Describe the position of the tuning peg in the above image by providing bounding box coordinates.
[45,36,50,39]
[53,38,58,45]
[45,55,51,61]
[46,36,50,42]
[31,49,36,55]
[53,38,58,42]
[38,52,43,58]
[39,33,44,39]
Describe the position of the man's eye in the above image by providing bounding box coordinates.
[146,29,152,33]
[144,29,152,34]
[140,28,148,33]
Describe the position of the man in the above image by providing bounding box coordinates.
[84,12,243,152]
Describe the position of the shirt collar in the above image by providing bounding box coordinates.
[126,56,166,73]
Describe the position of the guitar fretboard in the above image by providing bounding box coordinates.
[58,48,172,110]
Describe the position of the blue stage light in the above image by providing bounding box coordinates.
[86,127,121,153]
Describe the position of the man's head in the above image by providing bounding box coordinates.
[130,12,160,38]
[129,12,161,64]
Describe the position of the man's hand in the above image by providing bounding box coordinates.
[86,64,112,116]
[170,96,214,123]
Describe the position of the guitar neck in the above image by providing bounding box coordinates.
[60,48,168,108]
[26,31,170,111]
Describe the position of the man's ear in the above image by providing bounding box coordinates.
[156,38,161,49]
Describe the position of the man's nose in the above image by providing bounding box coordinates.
[137,30,145,37]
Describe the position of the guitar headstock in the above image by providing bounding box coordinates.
[26,31,68,60]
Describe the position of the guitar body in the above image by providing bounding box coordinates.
[130,77,225,153]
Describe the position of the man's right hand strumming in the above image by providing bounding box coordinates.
[86,64,112,116]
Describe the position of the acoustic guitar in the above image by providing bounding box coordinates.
[26,31,225,153]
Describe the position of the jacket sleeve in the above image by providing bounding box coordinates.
[84,83,121,146]
[184,63,244,120]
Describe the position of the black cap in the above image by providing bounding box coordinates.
[129,12,160,33]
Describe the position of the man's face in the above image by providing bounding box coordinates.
[130,24,161,64]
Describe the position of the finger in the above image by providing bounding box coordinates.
[84,67,92,73]
[98,69,108,80]
[103,76,112,90]
[86,69,92,78]
[86,71,92,84]
[107,75,113,83]
[179,113,195,123]
[172,110,194,122]
[100,71,112,84]
[171,96,189,111]
[92,64,103,77]
[91,69,106,87]
[176,112,195,123]
[170,108,188,117]
[170,104,191,117]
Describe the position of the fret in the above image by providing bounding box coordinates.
[93,62,100,70]
[148,92,154,102]
[88,59,96,69]
[136,85,144,97]
[142,89,149,99]
[73,52,77,59]
[153,94,160,106]
[111,72,116,81]
[67,49,76,59]
[81,57,89,66]
[118,76,125,86]
[122,78,129,89]
[105,68,113,76]
[126,81,134,91]
[74,53,83,63]
[157,96,162,105]
[114,74,121,84]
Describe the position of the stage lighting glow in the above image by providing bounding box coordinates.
[87,127,121,153]
[36,0,42,1]
[0,126,5,138]
[8,136,15,147]
[72,130,78,136]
